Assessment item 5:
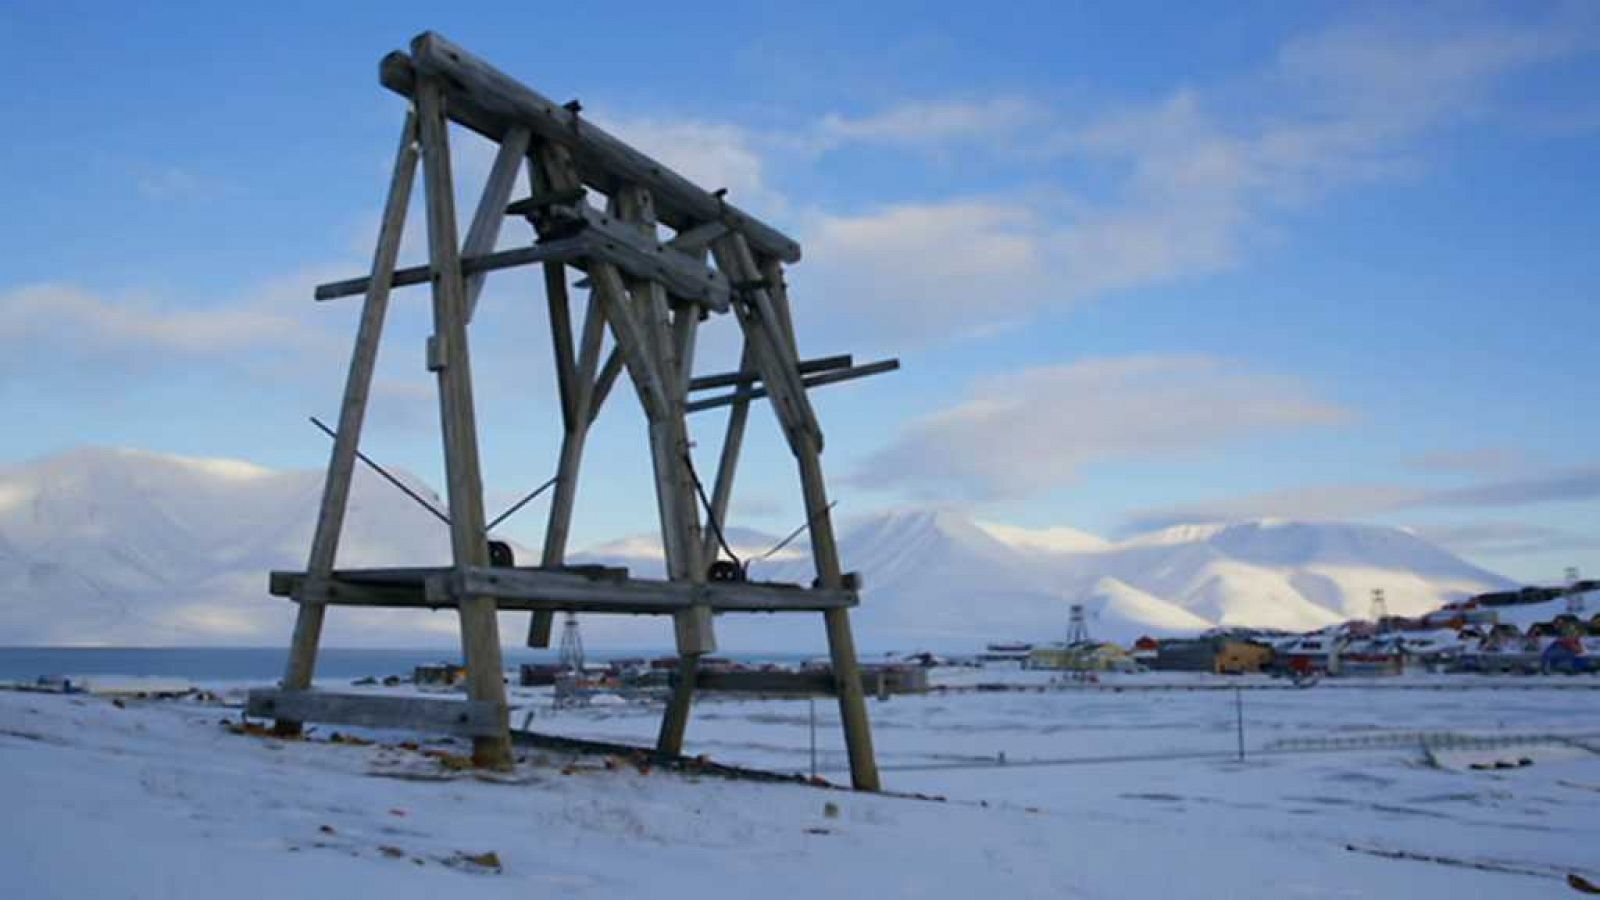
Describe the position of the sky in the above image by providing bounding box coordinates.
[1,1,1596,584]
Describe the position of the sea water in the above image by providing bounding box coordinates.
[0,646,816,683]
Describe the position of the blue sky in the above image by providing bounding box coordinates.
[1,1,1596,583]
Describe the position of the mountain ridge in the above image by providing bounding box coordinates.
[0,448,1515,649]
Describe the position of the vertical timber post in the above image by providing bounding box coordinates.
[415,75,513,768]
[528,144,605,648]
[610,184,711,757]
[277,113,418,734]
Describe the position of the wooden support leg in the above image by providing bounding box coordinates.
[702,346,754,565]
[278,113,419,735]
[591,184,712,754]
[769,258,879,791]
[798,442,880,791]
[531,269,608,646]
[657,650,701,756]
[713,237,880,790]
[416,77,512,769]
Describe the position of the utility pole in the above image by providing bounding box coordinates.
[1567,567,1584,616]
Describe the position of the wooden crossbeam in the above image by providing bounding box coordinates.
[667,220,730,254]
[689,354,853,392]
[315,238,587,301]
[510,195,731,312]
[314,221,724,312]
[381,33,801,264]
[577,206,730,312]
[687,359,899,414]
[248,689,504,739]
[268,567,857,614]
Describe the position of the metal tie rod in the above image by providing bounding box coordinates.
[309,417,557,532]
[310,416,450,525]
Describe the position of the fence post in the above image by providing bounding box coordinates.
[809,696,817,779]
[1234,686,1245,761]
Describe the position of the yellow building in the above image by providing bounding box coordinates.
[1214,640,1273,674]
[1026,642,1135,672]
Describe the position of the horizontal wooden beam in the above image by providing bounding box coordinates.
[245,689,505,738]
[687,359,900,414]
[270,566,857,614]
[381,33,801,264]
[557,201,730,312]
[315,236,587,301]
[688,354,853,393]
[322,224,727,315]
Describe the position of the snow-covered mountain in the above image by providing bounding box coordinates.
[0,448,1516,650]
[816,510,1511,646]
[577,508,1514,648]
[0,447,487,646]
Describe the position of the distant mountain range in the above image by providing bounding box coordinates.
[583,508,1515,648]
[0,448,1514,650]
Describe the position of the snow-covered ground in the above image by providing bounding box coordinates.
[4,675,1598,897]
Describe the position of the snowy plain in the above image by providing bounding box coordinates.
[4,672,1598,898]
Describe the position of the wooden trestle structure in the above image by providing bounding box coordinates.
[260,32,894,790]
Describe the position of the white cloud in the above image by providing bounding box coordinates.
[0,283,320,358]
[607,117,785,217]
[1416,522,1597,558]
[816,98,1043,149]
[802,202,1047,337]
[788,12,1592,342]
[1120,464,1600,533]
[854,356,1348,501]
[133,165,231,202]
[1405,447,1527,474]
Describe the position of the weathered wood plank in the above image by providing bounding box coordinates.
[701,345,755,565]
[462,126,530,320]
[314,237,587,301]
[384,34,802,264]
[588,346,624,425]
[525,143,589,650]
[545,262,579,430]
[416,75,513,768]
[686,359,900,413]
[510,197,731,312]
[689,354,852,393]
[666,219,729,254]
[270,567,856,613]
[279,113,420,727]
[710,234,821,452]
[248,689,504,739]
[607,183,712,708]
[761,261,880,791]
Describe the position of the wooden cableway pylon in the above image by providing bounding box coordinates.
[251,32,896,791]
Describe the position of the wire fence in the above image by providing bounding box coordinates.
[841,730,1600,774]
